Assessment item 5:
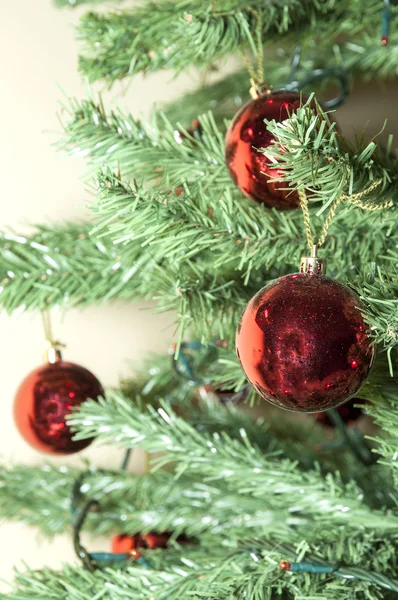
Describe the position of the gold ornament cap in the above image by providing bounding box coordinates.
[43,342,63,364]
[249,78,272,99]
[300,245,326,275]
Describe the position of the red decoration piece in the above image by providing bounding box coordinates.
[112,532,189,553]
[225,90,314,210]
[180,118,203,140]
[315,398,365,427]
[14,360,103,454]
[128,549,143,560]
[236,273,375,412]
[279,560,292,571]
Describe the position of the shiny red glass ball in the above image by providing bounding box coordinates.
[14,360,103,454]
[236,274,375,412]
[225,90,309,210]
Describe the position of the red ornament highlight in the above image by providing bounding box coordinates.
[279,560,292,571]
[236,273,374,412]
[225,90,312,210]
[14,360,103,454]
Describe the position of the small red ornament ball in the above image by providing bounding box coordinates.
[112,533,171,553]
[14,360,103,454]
[236,274,375,412]
[225,90,311,210]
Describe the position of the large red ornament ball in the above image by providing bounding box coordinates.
[225,90,311,210]
[236,274,375,412]
[14,360,103,454]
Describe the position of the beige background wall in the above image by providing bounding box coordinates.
[1,1,397,588]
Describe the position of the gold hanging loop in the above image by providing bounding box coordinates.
[40,309,65,364]
[242,8,266,96]
[298,178,392,273]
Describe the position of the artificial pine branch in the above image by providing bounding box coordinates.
[58,94,398,202]
[3,1,398,598]
[72,1,398,84]
[0,225,156,313]
[2,384,398,596]
[0,218,256,341]
[162,51,398,128]
[68,393,398,536]
[58,98,228,189]
[75,0,331,83]
[263,100,398,207]
[115,351,397,490]
[0,406,392,533]
[358,352,398,489]
[1,211,398,347]
[3,541,398,600]
[90,166,396,277]
[90,168,300,281]
[356,269,398,352]
[90,168,398,347]
[118,356,293,456]
[2,345,393,507]
[369,399,398,490]
[0,464,285,541]
[2,461,398,597]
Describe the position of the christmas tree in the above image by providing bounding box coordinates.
[2,0,398,598]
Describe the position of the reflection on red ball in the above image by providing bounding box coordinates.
[315,398,366,427]
[225,90,313,210]
[14,360,103,454]
[236,273,375,412]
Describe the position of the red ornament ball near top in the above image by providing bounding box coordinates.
[236,255,375,413]
[225,90,312,210]
[14,349,103,454]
